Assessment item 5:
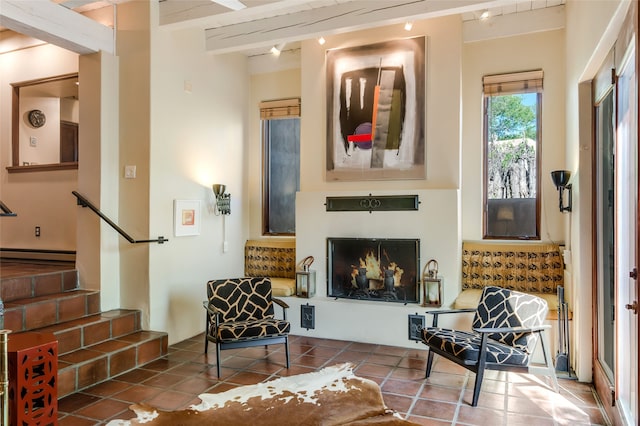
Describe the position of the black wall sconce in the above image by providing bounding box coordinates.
[212,184,231,215]
[551,170,572,212]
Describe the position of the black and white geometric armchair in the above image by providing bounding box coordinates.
[203,277,291,377]
[421,286,559,406]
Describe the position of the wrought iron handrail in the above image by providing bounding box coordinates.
[72,191,167,244]
[0,201,16,217]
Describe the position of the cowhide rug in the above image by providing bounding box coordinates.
[107,363,419,425]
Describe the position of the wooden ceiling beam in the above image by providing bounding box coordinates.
[0,0,114,55]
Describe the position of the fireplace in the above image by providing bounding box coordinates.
[327,238,420,303]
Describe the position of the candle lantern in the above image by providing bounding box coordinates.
[421,259,442,307]
[296,256,316,298]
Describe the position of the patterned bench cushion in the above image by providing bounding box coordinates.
[245,239,296,297]
[461,241,564,294]
[457,242,567,321]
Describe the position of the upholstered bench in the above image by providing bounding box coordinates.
[244,239,296,297]
[453,241,568,320]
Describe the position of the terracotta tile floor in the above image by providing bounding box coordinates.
[58,333,609,425]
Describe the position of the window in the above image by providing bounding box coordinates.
[483,70,542,239]
[261,98,301,235]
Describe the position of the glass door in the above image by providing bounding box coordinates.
[615,38,638,425]
[595,81,616,388]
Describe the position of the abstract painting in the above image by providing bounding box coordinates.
[326,37,426,181]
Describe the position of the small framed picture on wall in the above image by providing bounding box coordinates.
[174,200,201,237]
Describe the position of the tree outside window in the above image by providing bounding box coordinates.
[483,71,542,239]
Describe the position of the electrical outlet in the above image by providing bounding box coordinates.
[35,226,40,237]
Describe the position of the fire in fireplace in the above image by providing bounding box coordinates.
[327,238,420,303]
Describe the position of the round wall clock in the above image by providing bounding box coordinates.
[28,109,46,128]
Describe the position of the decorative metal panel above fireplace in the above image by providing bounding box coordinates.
[327,238,420,304]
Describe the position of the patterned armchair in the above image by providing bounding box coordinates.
[421,286,559,406]
[203,277,291,377]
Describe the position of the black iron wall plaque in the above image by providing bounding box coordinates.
[301,304,315,330]
[325,194,419,213]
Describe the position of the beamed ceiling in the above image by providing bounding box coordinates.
[0,0,565,56]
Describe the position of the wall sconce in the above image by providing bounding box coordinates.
[296,256,316,298]
[421,259,442,307]
[212,184,231,215]
[551,170,572,213]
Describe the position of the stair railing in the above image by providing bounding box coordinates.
[0,201,16,217]
[72,191,167,244]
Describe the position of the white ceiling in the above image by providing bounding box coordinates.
[3,0,566,56]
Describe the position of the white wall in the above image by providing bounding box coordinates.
[0,41,78,251]
[291,189,460,349]
[462,30,566,243]
[280,16,463,348]
[148,8,250,343]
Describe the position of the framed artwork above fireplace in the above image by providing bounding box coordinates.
[327,237,420,303]
[325,37,426,181]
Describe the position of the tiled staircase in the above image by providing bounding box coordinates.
[0,266,168,398]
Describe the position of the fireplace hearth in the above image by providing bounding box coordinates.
[327,238,420,303]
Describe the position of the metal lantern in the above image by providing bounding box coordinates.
[421,259,442,307]
[296,256,316,298]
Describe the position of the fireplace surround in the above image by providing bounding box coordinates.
[327,238,420,303]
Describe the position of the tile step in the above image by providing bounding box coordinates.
[57,330,169,398]
[1,269,78,302]
[31,309,142,355]
[1,289,100,332]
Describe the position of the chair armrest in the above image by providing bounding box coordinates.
[202,301,221,316]
[426,308,475,327]
[473,324,550,334]
[426,308,476,316]
[272,297,289,321]
[273,298,289,309]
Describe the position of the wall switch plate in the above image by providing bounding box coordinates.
[30,136,37,147]
[124,165,136,179]
[223,241,229,252]
[301,304,315,330]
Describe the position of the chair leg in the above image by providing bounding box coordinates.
[284,336,290,368]
[216,343,221,378]
[472,333,490,407]
[425,350,435,378]
[204,313,209,354]
[540,331,560,392]
[471,365,485,407]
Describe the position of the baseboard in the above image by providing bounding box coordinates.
[0,248,76,262]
